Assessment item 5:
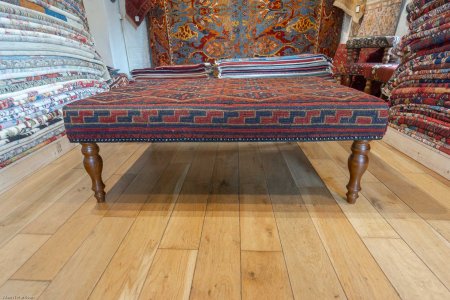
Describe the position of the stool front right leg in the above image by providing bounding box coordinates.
[81,143,106,203]
[346,140,370,203]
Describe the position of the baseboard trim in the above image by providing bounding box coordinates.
[383,127,450,180]
[0,136,77,194]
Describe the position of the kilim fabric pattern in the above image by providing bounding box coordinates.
[368,64,397,82]
[333,44,348,75]
[333,44,397,92]
[317,0,345,58]
[351,0,403,37]
[147,0,343,66]
[126,0,152,26]
[346,36,400,49]
[63,77,389,143]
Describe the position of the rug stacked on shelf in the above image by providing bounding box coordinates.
[0,0,110,168]
[216,55,334,79]
[131,64,212,80]
[385,0,450,155]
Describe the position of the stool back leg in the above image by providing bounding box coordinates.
[81,143,106,203]
[346,140,370,203]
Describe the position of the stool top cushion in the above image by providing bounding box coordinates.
[63,77,389,142]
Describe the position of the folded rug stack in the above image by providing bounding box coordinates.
[107,66,130,90]
[131,64,212,80]
[0,0,110,168]
[216,54,334,79]
[386,0,450,155]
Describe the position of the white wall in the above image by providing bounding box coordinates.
[84,0,151,74]
[340,14,352,44]
[119,1,152,70]
[83,0,115,66]
[395,0,411,37]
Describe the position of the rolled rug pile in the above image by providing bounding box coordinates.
[216,54,334,80]
[385,0,450,154]
[0,0,110,168]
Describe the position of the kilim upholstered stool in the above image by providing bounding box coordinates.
[63,77,389,204]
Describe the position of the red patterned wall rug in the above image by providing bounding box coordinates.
[146,0,343,66]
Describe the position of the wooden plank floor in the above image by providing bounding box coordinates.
[0,141,449,300]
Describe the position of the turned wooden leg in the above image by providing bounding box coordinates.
[346,140,370,204]
[382,48,391,64]
[81,143,106,203]
[344,75,351,86]
[364,79,372,94]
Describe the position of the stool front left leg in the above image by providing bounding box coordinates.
[346,140,370,204]
[81,143,106,203]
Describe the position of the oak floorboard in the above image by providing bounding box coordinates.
[370,141,427,174]
[378,137,450,183]
[3,144,130,239]
[299,141,379,183]
[260,143,346,299]
[0,142,448,299]
[309,141,450,244]
[239,143,282,252]
[241,251,293,300]
[305,157,399,238]
[368,151,450,217]
[160,144,217,250]
[331,142,450,225]
[0,145,82,220]
[138,249,197,300]
[105,144,178,218]
[0,168,85,247]
[170,142,199,163]
[282,143,398,239]
[12,174,134,281]
[0,280,49,299]
[39,217,133,300]
[190,143,241,300]
[114,144,152,175]
[19,142,144,235]
[300,186,400,299]
[89,163,190,299]
[278,143,399,299]
[363,182,450,289]
[364,238,450,300]
[406,173,450,218]
[19,175,92,235]
[0,234,50,286]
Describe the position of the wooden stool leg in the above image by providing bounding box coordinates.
[346,140,370,204]
[364,79,372,94]
[344,75,351,87]
[382,48,391,64]
[81,143,105,203]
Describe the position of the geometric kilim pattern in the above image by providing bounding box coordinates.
[63,77,389,142]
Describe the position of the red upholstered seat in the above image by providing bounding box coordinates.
[63,77,389,143]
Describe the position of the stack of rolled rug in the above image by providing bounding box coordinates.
[0,0,110,168]
[215,54,334,79]
[131,63,212,80]
[385,0,449,155]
